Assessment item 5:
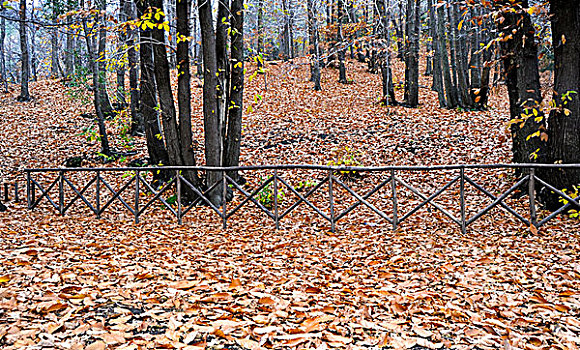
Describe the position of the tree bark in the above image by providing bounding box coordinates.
[257,0,264,66]
[337,0,347,84]
[307,0,321,90]
[17,0,31,102]
[543,0,580,209]
[0,15,8,93]
[223,0,245,180]
[176,0,201,188]
[198,0,222,204]
[136,0,169,171]
[96,0,114,116]
[437,3,457,108]
[403,0,419,107]
[127,0,142,135]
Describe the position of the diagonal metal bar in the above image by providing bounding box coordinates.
[30,176,59,210]
[534,175,580,208]
[277,176,330,222]
[179,176,223,218]
[464,176,530,226]
[225,175,275,220]
[335,176,392,221]
[538,202,571,227]
[137,175,177,217]
[99,176,136,215]
[63,175,98,214]
[332,176,392,223]
[397,175,461,225]
[465,175,530,226]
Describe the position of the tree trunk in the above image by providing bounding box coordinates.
[497,0,547,171]
[198,0,223,204]
[223,0,245,180]
[136,0,169,172]
[50,29,59,78]
[65,7,74,77]
[428,0,445,106]
[0,16,8,93]
[451,2,472,108]
[176,0,202,188]
[437,3,457,108]
[116,0,128,107]
[257,0,264,66]
[307,0,321,90]
[18,0,31,102]
[337,0,347,83]
[96,0,114,116]
[81,0,111,156]
[127,0,142,135]
[403,0,419,107]
[543,0,580,209]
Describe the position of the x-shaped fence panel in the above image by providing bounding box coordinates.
[24,164,580,232]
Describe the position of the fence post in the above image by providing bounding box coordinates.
[3,183,7,202]
[391,169,398,230]
[529,168,537,228]
[26,172,31,209]
[460,167,466,234]
[222,170,227,229]
[96,171,101,218]
[14,183,18,202]
[273,170,279,230]
[177,170,182,225]
[328,169,335,233]
[135,170,140,224]
[59,170,64,216]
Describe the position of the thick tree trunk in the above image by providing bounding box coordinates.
[136,1,169,171]
[18,0,31,102]
[497,0,547,170]
[428,0,445,106]
[403,0,419,107]
[437,4,457,108]
[176,0,201,188]
[223,0,245,180]
[451,2,472,108]
[307,0,321,90]
[50,29,59,78]
[543,0,580,209]
[198,0,223,204]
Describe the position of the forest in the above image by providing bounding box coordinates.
[0,0,579,349]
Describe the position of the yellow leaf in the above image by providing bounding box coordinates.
[0,275,10,283]
[562,35,566,44]
[458,19,464,31]
[563,108,571,116]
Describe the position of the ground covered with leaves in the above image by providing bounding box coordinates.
[1,59,579,349]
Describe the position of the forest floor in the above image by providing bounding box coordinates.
[0,58,579,350]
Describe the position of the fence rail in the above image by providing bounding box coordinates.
[23,164,580,232]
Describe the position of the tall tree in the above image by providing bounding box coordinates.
[307,0,321,90]
[17,0,31,102]
[403,0,419,107]
[543,0,580,209]
[0,14,8,93]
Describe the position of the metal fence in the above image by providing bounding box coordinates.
[23,164,580,232]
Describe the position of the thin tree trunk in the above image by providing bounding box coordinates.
[0,16,8,93]
[403,0,419,107]
[307,0,321,90]
[428,0,445,106]
[452,2,472,108]
[18,0,30,101]
[116,0,128,107]
[96,0,113,115]
[127,0,142,135]
[257,0,264,67]
[337,0,347,83]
